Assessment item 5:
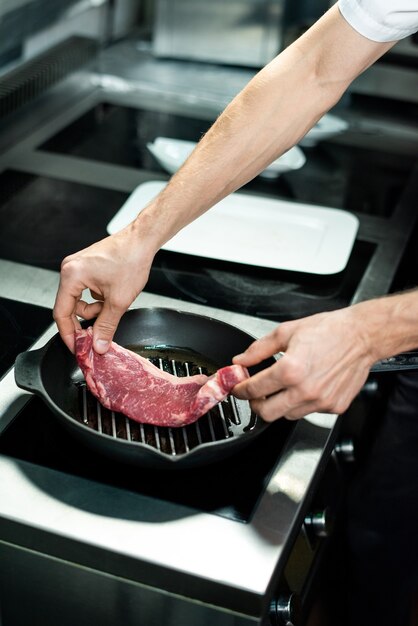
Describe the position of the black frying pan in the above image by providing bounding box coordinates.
[14,307,276,469]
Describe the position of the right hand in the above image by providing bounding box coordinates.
[53,223,155,354]
[233,305,375,421]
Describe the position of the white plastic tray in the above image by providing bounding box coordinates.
[107,181,359,275]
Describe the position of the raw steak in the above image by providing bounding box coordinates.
[75,327,249,427]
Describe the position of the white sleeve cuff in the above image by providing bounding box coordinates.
[338,0,418,42]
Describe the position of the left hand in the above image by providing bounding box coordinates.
[232,306,375,421]
[53,223,155,353]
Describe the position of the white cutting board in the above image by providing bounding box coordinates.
[107,181,359,275]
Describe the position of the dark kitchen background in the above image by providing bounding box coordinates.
[0,2,417,626]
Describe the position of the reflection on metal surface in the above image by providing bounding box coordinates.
[153,0,286,68]
[267,447,322,503]
[304,507,334,539]
[303,412,337,429]
[94,74,137,93]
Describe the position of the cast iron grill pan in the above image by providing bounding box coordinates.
[75,349,256,455]
[15,308,274,469]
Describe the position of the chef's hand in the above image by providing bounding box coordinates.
[232,306,375,421]
[53,224,154,354]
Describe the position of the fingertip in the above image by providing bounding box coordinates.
[233,356,258,369]
[61,333,76,354]
[75,300,103,320]
[93,338,110,354]
[233,350,255,366]
[231,381,249,400]
[92,320,116,354]
[55,318,77,354]
[92,304,124,354]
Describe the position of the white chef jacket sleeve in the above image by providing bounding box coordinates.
[338,0,418,42]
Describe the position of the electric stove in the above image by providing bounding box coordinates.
[1,98,416,323]
[39,101,415,218]
[0,393,294,523]
[0,51,417,626]
[0,164,376,318]
[0,169,128,271]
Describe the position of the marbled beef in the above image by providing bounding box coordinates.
[75,327,249,427]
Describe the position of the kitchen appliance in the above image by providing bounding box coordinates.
[14,307,276,469]
[14,305,418,474]
[1,293,343,626]
[153,0,286,67]
[0,0,106,71]
[1,94,416,320]
[0,23,417,626]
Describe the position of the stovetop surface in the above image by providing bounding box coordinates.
[0,297,52,379]
[146,240,375,320]
[0,165,376,320]
[40,102,415,218]
[0,99,415,321]
[0,394,294,523]
[0,169,128,270]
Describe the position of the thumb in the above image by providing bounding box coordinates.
[92,302,125,354]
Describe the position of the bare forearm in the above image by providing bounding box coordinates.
[353,289,418,362]
[133,4,394,253]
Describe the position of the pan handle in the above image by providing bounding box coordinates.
[276,350,418,373]
[14,346,48,393]
[371,352,418,373]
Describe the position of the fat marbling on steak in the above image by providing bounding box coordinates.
[75,327,249,427]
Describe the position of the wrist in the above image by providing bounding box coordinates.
[350,290,418,363]
[127,204,166,258]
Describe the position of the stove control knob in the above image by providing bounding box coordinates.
[304,506,334,538]
[335,437,356,463]
[270,592,301,626]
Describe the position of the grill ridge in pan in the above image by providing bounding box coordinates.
[14,308,274,469]
[75,349,255,457]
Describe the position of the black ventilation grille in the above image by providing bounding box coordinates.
[0,36,98,120]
